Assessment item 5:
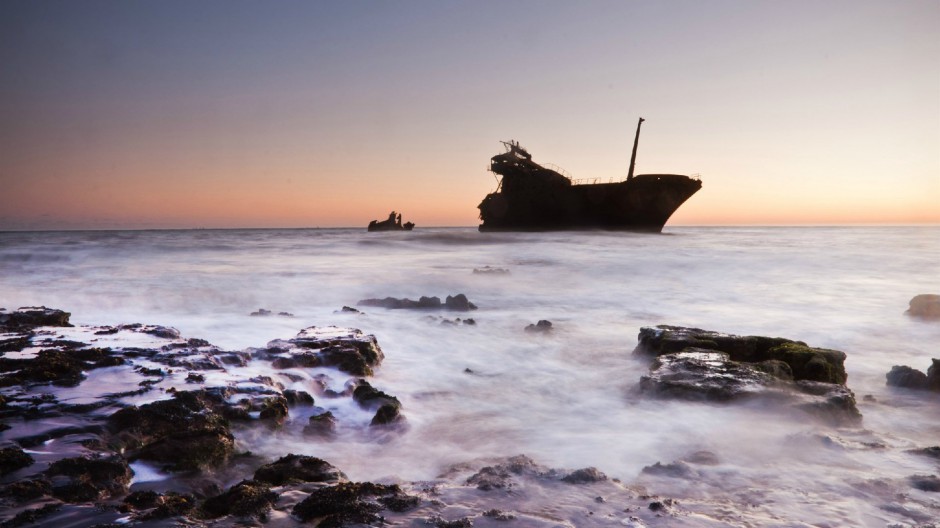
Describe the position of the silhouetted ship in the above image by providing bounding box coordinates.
[478,118,702,232]
[368,211,414,231]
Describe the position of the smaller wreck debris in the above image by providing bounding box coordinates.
[367,211,414,231]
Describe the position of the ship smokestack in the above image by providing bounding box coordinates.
[627,117,645,181]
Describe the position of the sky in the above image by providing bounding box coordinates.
[0,0,937,230]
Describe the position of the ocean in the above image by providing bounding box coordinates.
[1,226,939,526]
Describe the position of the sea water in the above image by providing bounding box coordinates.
[1,226,939,525]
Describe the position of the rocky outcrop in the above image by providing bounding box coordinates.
[906,294,940,320]
[634,326,859,423]
[253,454,346,485]
[358,294,478,311]
[45,455,132,503]
[525,320,553,333]
[886,359,940,393]
[265,326,384,376]
[291,482,405,524]
[0,306,72,330]
[634,326,847,384]
[107,389,237,471]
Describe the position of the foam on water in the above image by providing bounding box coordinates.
[2,226,939,525]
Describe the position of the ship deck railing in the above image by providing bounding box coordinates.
[570,177,622,185]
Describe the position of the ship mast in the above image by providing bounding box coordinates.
[627,117,645,181]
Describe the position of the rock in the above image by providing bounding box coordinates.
[886,360,940,393]
[0,446,34,476]
[473,266,509,275]
[44,455,132,502]
[0,347,123,388]
[338,306,362,313]
[122,490,196,520]
[638,348,861,424]
[886,365,928,389]
[641,461,694,478]
[634,325,847,384]
[927,359,940,391]
[258,396,289,425]
[357,294,477,311]
[283,389,314,407]
[185,372,205,383]
[0,306,72,329]
[108,389,236,471]
[200,479,278,518]
[561,467,607,484]
[352,380,401,411]
[291,481,402,524]
[467,465,512,491]
[1,479,51,502]
[639,349,776,401]
[445,294,478,311]
[909,474,940,492]
[271,326,384,376]
[378,492,420,512]
[371,403,404,426]
[906,294,940,320]
[253,454,346,485]
[525,320,553,333]
[304,411,337,436]
[250,308,272,316]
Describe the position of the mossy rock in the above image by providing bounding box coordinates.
[253,454,346,486]
[291,481,401,525]
[200,479,278,519]
[0,446,34,475]
[45,455,132,502]
[766,343,847,384]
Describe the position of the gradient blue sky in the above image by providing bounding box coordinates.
[1,0,937,229]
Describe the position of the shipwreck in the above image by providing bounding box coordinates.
[368,211,414,232]
[478,118,702,232]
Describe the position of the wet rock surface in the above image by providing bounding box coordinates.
[358,293,478,311]
[886,359,940,393]
[525,319,553,333]
[635,326,860,423]
[2,307,938,526]
[906,294,940,320]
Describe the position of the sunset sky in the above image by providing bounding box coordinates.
[1,0,937,230]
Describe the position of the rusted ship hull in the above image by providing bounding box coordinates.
[479,174,701,232]
[478,119,702,232]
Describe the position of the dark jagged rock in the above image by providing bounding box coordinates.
[886,360,940,393]
[304,411,337,436]
[122,490,196,520]
[928,359,940,392]
[907,294,940,320]
[44,455,132,503]
[561,467,607,484]
[909,474,940,492]
[0,503,61,527]
[639,349,777,401]
[378,492,420,512]
[0,348,122,388]
[634,326,847,384]
[525,320,553,333]
[430,516,474,528]
[1,479,51,502]
[0,306,72,330]
[357,294,478,311]
[467,465,512,491]
[253,454,346,486]
[200,479,278,518]
[108,389,235,471]
[270,326,384,376]
[887,365,929,389]
[371,403,404,426]
[352,380,401,411]
[291,481,401,525]
[0,447,34,476]
[283,389,314,407]
[910,446,940,460]
[185,372,205,383]
[482,508,516,520]
[635,327,860,423]
[338,306,362,314]
[258,396,290,425]
[641,461,695,478]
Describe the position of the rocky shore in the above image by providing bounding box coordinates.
[2,306,939,527]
